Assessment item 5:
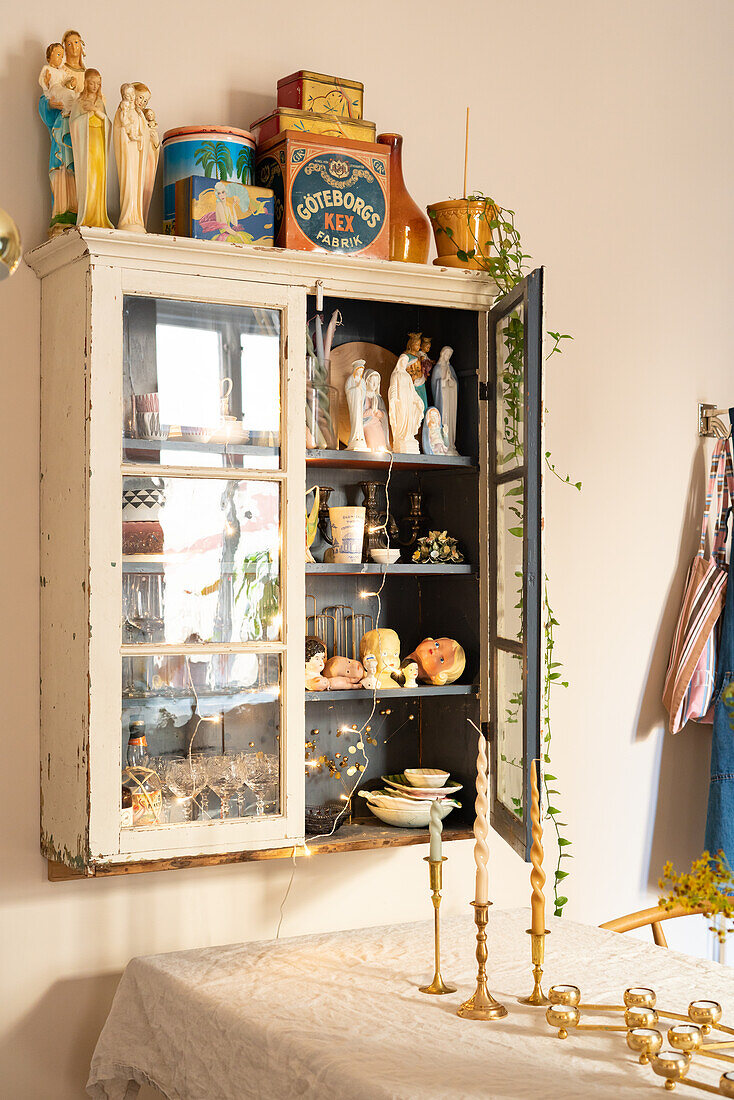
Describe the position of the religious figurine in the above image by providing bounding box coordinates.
[388,354,424,454]
[305,637,329,691]
[360,653,379,691]
[391,657,419,688]
[114,84,146,232]
[345,360,368,451]
[403,332,429,411]
[70,68,113,229]
[362,369,390,452]
[419,335,434,404]
[406,637,466,686]
[37,29,87,236]
[134,83,159,227]
[322,655,365,690]
[421,407,450,456]
[359,628,401,689]
[432,346,459,455]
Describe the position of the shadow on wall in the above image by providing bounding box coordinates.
[635,443,714,891]
[0,970,121,1097]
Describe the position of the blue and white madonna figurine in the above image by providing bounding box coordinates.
[432,345,459,455]
[37,30,88,236]
[422,407,450,456]
[362,369,390,452]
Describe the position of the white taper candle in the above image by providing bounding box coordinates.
[429,800,442,862]
[470,721,489,904]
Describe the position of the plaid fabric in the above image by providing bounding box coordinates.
[663,438,733,734]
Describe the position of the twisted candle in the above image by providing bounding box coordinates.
[470,722,489,904]
[529,759,546,935]
[429,799,443,862]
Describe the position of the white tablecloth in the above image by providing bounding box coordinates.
[87,907,734,1100]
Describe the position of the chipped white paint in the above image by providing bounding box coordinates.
[26,227,496,875]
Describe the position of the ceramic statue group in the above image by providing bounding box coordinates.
[305,630,466,692]
[344,334,459,457]
[37,29,158,237]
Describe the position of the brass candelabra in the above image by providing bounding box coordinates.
[518,929,550,1006]
[419,857,456,996]
[456,902,508,1020]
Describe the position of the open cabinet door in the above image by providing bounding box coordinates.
[483,267,544,860]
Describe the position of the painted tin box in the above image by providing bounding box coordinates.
[277,70,364,119]
[174,176,275,245]
[162,126,256,234]
[256,131,390,258]
[251,107,376,145]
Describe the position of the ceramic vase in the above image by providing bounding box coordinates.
[376,133,430,264]
[427,198,498,269]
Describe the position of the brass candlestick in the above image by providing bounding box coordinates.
[456,901,508,1020]
[419,857,456,995]
[518,929,550,1006]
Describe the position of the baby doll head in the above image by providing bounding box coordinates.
[409,637,466,686]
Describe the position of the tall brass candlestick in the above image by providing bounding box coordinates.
[519,759,550,1006]
[419,857,456,995]
[458,723,507,1021]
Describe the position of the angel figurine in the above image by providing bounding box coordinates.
[70,67,113,229]
[345,359,368,451]
[388,354,424,453]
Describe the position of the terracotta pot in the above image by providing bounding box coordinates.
[427,198,496,269]
[376,133,430,264]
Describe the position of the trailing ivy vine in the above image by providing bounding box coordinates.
[430,195,580,915]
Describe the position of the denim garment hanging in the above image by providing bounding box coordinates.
[705,421,734,864]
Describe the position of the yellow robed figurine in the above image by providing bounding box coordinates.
[70,68,113,229]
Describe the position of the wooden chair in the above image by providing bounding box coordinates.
[600,905,705,948]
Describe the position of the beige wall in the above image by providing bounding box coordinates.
[2,1,733,1095]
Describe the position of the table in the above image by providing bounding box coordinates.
[87,907,734,1099]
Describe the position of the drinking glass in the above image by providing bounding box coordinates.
[238,752,279,816]
[162,756,207,822]
[206,754,240,819]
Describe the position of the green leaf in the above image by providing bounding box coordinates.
[547,805,560,815]
[508,526,523,537]
[558,838,572,847]
[555,895,569,907]
[444,226,454,239]
[544,773,557,781]
[456,250,468,262]
[555,869,569,881]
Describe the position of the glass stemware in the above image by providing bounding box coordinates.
[238,752,279,816]
[206,754,240,819]
[162,756,207,822]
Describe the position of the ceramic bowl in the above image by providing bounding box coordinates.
[370,548,401,565]
[365,799,456,828]
[403,768,450,788]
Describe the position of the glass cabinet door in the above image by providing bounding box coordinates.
[113,287,303,855]
[485,268,544,860]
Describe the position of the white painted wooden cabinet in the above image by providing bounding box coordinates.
[27,228,542,879]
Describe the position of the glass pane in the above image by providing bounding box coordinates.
[495,303,525,473]
[121,652,281,827]
[122,477,281,644]
[496,479,524,642]
[496,648,524,819]
[123,296,281,470]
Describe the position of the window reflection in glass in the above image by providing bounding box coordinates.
[122,477,280,644]
[496,648,524,820]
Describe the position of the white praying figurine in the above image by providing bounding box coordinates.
[362,369,390,452]
[345,359,368,451]
[388,353,424,454]
[432,345,459,455]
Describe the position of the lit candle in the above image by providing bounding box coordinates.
[429,800,442,862]
[471,723,490,904]
[529,760,546,935]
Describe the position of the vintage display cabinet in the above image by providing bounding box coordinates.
[26,228,543,878]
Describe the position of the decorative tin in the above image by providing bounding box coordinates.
[251,107,376,146]
[277,70,364,119]
[174,176,275,245]
[256,132,390,258]
[161,126,256,234]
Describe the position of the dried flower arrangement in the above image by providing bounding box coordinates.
[412,530,464,564]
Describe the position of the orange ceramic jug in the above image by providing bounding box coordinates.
[377,133,430,264]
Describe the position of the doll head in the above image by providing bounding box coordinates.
[360,628,401,676]
[305,636,326,672]
[46,43,64,67]
[322,655,364,682]
[409,637,466,686]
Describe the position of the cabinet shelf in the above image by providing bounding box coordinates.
[123,436,279,460]
[305,563,475,576]
[305,684,477,702]
[306,448,477,472]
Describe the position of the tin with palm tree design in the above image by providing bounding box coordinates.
[162,126,256,234]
